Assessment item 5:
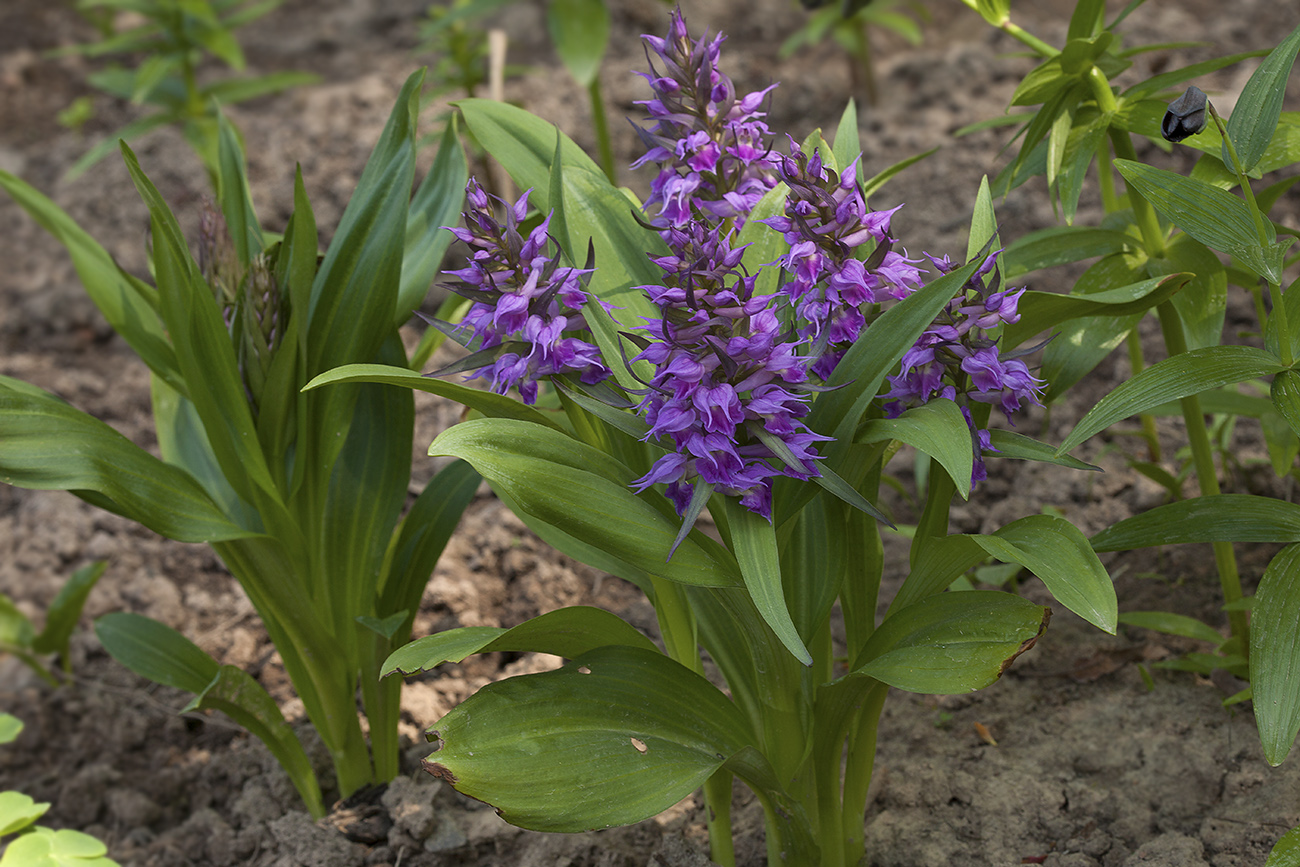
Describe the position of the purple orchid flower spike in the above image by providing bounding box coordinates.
[437,178,611,405]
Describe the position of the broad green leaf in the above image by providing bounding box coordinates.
[95,612,219,694]
[1118,611,1224,645]
[1226,21,1300,174]
[850,591,1049,693]
[1252,543,1300,765]
[737,182,790,299]
[1042,312,1139,403]
[306,70,423,476]
[216,110,262,266]
[303,363,561,430]
[972,515,1116,633]
[890,534,986,614]
[397,114,468,325]
[429,419,740,587]
[1067,0,1105,39]
[0,171,182,393]
[31,561,108,659]
[1011,57,1067,107]
[1091,494,1300,551]
[424,645,763,832]
[1272,369,1300,440]
[1150,233,1226,351]
[723,498,811,666]
[1115,159,1287,284]
[0,379,251,542]
[858,399,974,499]
[780,494,847,649]
[383,606,658,677]
[1003,226,1138,279]
[1267,826,1300,867]
[967,176,998,265]
[0,791,46,837]
[546,0,609,87]
[1058,346,1287,454]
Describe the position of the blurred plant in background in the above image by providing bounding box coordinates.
[784,0,929,105]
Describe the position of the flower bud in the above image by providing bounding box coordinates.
[1162,86,1208,143]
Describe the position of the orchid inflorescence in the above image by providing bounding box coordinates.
[440,6,1045,514]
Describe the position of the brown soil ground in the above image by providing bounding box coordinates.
[2,1,1300,865]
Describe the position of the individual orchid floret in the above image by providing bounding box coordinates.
[631,7,780,228]
[882,250,1045,483]
[629,222,827,522]
[762,140,926,378]
[439,178,611,405]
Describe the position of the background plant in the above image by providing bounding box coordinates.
[0,72,477,816]
[0,562,106,687]
[57,0,317,182]
[310,12,1122,865]
[782,0,929,105]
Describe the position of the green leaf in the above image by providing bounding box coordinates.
[1067,0,1105,39]
[65,111,176,180]
[1057,345,1287,454]
[0,791,46,837]
[967,175,998,264]
[1151,233,1226,351]
[1252,543,1300,765]
[1011,58,1067,107]
[0,713,22,745]
[546,0,609,87]
[1225,21,1300,174]
[722,497,811,666]
[1266,825,1300,867]
[1114,159,1287,284]
[0,379,251,542]
[95,612,219,694]
[31,562,108,659]
[397,116,468,325]
[1004,273,1185,352]
[973,515,1116,633]
[1120,50,1270,102]
[428,419,740,587]
[423,645,763,832]
[832,99,860,177]
[1091,494,1300,551]
[0,171,182,393]
[1118,611,1224,645]
[986,430,1101,471]
[858,399,974,500]
[850,591,1049,693]
[1272,369,1300,440]
[1003,226,1138,279]
[303,363,561,430]
[383,606,658,677]
[202,70,319,105]
[216,110,262,266]
[971,0,1008,26]
[861,147,938,200]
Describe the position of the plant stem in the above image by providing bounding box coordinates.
[840,683,888,866]
[703,772,736,867]
[1156,301,1250,649]
[588,77,617,186]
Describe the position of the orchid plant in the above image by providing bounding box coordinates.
[310,11,1120,865]
[0,72,476,816]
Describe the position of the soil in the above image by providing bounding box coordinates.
[2,0,1300,865]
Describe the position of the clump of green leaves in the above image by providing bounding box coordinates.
[58,0,318,182]
[782,0,929,105]
[0,72,475,817]
[0,562,106,686]
[0,714,120,867]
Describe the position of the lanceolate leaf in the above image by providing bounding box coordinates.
[850,591,1049,694]
[858,399,975,500]
[32,561,108,659]
[383,606,658,677]
[423,645,765,832]
[1058,345,1287,454]
[723,497,812,666]
[546,0,609,87]
[0,379,250,542]
[986,430,1101,472]
[1266,825,1300,867]
[429,419,740,587]
[397,119,468,326]
[216,110,262,266]
[1226,21,1300,174]
[1003,226,1138,279]
[1252,543,1300,766]
[972,515,1116,633]
[1091,494,1300,551]
[1272,369,1300,440]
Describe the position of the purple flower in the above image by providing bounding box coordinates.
[439,178,611,404]
[630,223,827,520]
[632,8,780,228]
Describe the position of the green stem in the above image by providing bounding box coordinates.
[911,460,956,569]
[1108,128,1167,258]
[587,77,617,186]
[1125,332,1162,461]
[1156,301,1250,649]
[703,772,736,867]
[1097,135,1120,212]
[1001,20,1059,57]
[841,683,888,866]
